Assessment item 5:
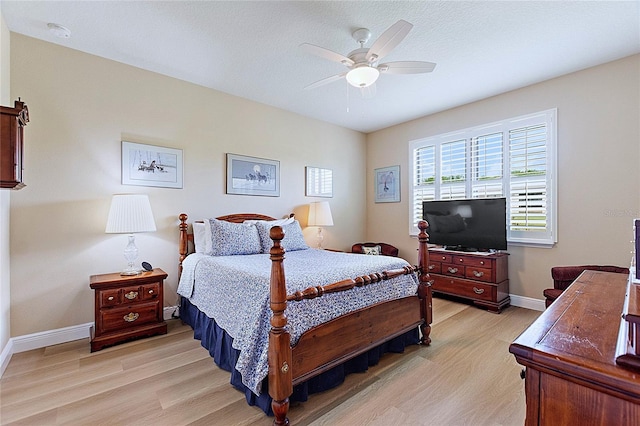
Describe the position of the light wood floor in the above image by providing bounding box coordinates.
[1,298,540,425]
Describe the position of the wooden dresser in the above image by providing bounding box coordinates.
[509,270,640,425]
[427,248,510,312]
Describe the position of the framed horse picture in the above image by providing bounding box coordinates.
[226,153,280,197]
[121,141,183,188]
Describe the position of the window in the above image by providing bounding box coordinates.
[409,109,557,246]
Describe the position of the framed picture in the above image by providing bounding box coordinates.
[122,141,183,188]
[305,166,333,197]
[226,153,280,197]
[375,165,400,203]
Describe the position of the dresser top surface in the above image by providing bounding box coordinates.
[510,270,639,391]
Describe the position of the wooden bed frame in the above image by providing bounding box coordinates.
[178,213,432,425]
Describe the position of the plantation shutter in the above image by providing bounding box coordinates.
[440,140,466,199]
[411,145,436,228]
[508,122,553,243]
[471,132,504,198]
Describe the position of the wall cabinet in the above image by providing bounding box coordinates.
[428,249,510,312]
[0,99,29,189]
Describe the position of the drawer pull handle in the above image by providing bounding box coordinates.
[448,267,458,274]
[123,312,139,322]
[459,258,464,263]
[428,264,435,270]
[427,280,435,286]
[441,256,446,260]
[480,261,485,265]
[148,289,154,294]
[107,296,114,301]
[473,287,485,294]
[473,270,484,278]
[125,291,138,300]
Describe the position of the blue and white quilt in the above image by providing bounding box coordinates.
[177,248,418,395]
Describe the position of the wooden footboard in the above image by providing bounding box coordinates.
[268,221,432,425]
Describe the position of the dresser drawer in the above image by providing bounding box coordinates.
[431,275,494,302]
[465,266,493,283]
[442,263,465,278]
[452,255,491,269]
[98,301,160,333]
[432,253,452,263]
[427,262,441,274]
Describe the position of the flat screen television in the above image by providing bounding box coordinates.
[422,197,507,251]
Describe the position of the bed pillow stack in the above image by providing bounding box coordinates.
[192,216,309,255]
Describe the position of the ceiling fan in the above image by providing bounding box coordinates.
[300,19,436,93]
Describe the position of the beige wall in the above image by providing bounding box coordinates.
[367,54,640,300]
[1,13,11,357]
[9,34,366,337]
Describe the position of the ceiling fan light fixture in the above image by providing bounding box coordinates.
[346,66,380,88]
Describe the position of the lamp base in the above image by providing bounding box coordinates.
[120,268,140,276]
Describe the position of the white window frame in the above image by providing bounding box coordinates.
[408,109,557,247]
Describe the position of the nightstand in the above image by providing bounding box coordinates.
[89,268,168,352]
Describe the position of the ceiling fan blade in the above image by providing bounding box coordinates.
[359,83,377,99]
[300,43,355,67]
[366,20,413,63]
[378,61,437,74]
[304,72,347,90]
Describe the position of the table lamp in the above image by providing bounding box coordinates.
[105,194,157,275]
[308,201,333,249]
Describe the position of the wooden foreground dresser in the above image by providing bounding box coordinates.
[509,270,640,425]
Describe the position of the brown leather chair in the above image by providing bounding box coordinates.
[351,242,399,257]
[543,265,629,308]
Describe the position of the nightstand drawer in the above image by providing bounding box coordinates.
[121,286,142,303]
[141,283,160,300]
[98,301,160,333]
[100,289,121,307]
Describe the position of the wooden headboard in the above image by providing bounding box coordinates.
[178,212,291,275]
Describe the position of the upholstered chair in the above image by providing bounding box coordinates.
[351,242,399,257]
[543,265,629,308]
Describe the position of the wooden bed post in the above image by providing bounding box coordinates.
[268,226,293,426]
[178,213,189,277]
[417,220,433,345]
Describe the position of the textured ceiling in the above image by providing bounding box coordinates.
[2,1,639,133]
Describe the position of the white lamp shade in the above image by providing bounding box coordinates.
[105,194,157,234]
[346,66,380,88]
[308,201,334,227]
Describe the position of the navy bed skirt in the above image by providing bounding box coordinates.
[180,297,419,415]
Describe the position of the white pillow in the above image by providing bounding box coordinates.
[193,222,207,253]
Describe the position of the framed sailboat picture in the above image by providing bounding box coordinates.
[121,141,183,188]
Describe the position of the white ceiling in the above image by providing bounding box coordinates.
[2,1,639,133]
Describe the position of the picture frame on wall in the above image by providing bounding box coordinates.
[121,141,183,188]
[305,166,333,198]
[375,165,400,203]
[226,153,280,197]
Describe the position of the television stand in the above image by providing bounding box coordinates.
[428,249,510,313]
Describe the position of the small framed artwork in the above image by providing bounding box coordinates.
[375,165,400,203]
[226,153,280,197]
[122,141,183,188]
[305,166,333,197]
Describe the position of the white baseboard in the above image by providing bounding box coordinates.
[163,305,179,321]
[0,322,93,378]
[1,305,181,377]
[0,338,14,377]
[510,294,546,311]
